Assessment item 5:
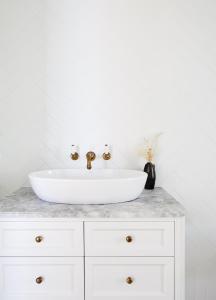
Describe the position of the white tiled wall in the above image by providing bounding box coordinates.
[0,0,47,195]
[1,1,216,299]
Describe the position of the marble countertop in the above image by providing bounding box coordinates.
[0,187,185,219]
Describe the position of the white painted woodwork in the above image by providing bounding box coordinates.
[85,221,174,256]
[0,257,84,300]
[174,218,185,300]
[0,218,185,300]
[85,257,174,300]
[0,221,83,256]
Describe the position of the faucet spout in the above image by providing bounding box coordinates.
[86,151,96,170]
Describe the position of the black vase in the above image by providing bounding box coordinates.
[144,162,156,189]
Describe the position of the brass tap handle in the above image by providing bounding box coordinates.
[126,236,133,243]
[71,152,79,160]
[36,276,43,284]
[71,145,79,160]
[102,144,111,160]
[35,236,43,243]
[103,152,111,160]
[126,277,133,284]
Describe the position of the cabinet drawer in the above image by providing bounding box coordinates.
[0,221,83,256]
[0,257,84,300]
[85,257,174,300]
[85,222,174,256]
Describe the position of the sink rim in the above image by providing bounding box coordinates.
[29,169,146,182]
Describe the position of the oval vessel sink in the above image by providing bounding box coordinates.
[29,169,147,204]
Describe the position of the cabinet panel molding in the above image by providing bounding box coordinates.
[85,221,174,256]
[0,257,84,300]
[85,256,174,300]
[0,221,83,256]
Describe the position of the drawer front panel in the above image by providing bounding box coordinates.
[85,222,174,256]
[0,257,84,300]
[85,257,174,300]
[0,222,83,256]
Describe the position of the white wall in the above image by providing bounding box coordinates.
[1,0,216,299]
[0,0,47,195]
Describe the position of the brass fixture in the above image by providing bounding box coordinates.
[103,152,111,160]
[71,152,79,160]
[126,277,133,284]
[102,144,111,160]
[70,145,79,160]
[86,151,96,170]
[35,236,43,243]
[126,235,133,243]
[36,276,43,284]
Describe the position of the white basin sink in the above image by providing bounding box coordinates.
[29,169,147,204]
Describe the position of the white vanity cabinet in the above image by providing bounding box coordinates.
[85,257,174,300]
[0,218,185,300]
[0,221,84,300]
[0,221,83,256]
[0,257,84,300]
[85,221,175,256]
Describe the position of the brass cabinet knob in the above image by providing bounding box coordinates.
[36,276,43,284]
[126,276,133,284]
[126,235,133,243]
[35,236,43,243]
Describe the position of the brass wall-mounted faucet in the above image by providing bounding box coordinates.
[71,145,111,169]
[86,151,96,170]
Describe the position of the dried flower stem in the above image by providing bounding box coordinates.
[146,147,153,162]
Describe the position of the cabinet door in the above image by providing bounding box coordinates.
[0,221,83,256]
[0,257,84,300]
[85,257,174,300]
[85,222,174,256]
